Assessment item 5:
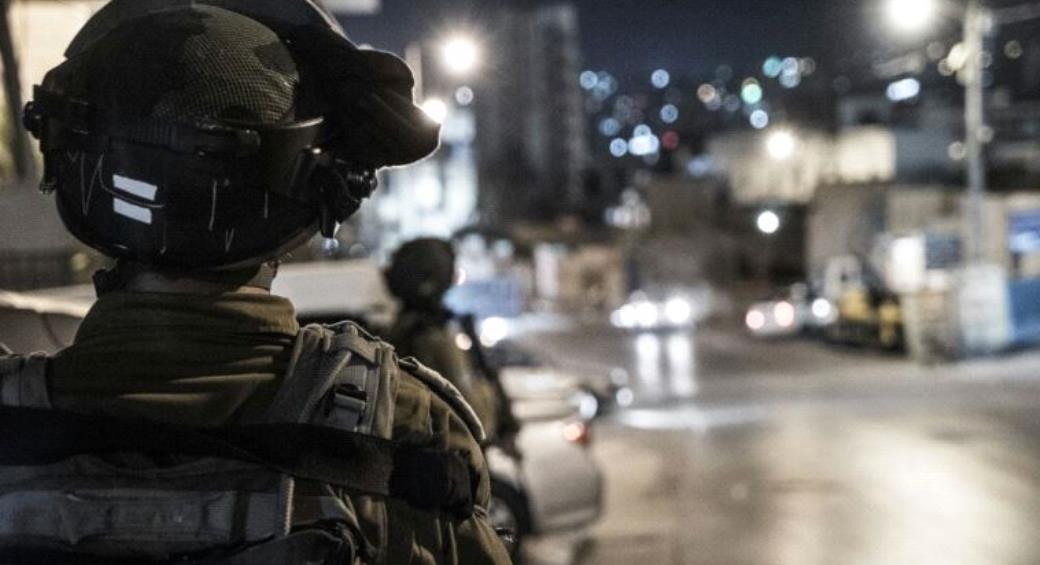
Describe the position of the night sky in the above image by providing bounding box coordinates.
[340,0,859,86]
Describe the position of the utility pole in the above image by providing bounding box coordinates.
[0,0,35,185]
[963,0,988,263]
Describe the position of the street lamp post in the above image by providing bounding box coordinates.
[963,0,987,262]
[885,0,1040,263]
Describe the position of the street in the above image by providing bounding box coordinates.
[518,320,1040,565]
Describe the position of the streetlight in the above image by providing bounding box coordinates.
[405,34,482,101]
[885,0,938,34]
[757,210,781,235]
[766,130,797,161]
[441,36,480,76]
[420,97,449,124]
[880,0,1040,262]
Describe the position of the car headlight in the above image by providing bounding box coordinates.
[812,298,833,320]
[773,301,796,328]
[635,301,659,328]
[570,390,600,421]
[664,298,693,325]
[611,304,638,329]
[746,309,766,331]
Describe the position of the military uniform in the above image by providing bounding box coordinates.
[3,0,512,562]
[5,289,511,564]
[386,309,503,441]
[383,239,520,445]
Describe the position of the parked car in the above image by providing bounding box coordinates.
[271,260,397,331]
[486,418,602,557]
[0,289,91,353]
[745,283,836,338]
[610,286,712,332]
[486,338,633,421]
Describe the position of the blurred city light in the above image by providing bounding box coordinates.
[799,57,817,76]
[454,332,474,351]
[886,0,937,35]
[661,131,680,151]
[756,210,781,235]
[609,138,629,158]
[628,133,661,156]
[762,56,783,78]
[651,69,671,89]
[697,84,719,104]
[660,104,679,124]
[665,298,693,326]
[745,309,766,331]
[741,79,763,105]
[750,109,770,129]
[947,42,968,70]
[1005,40,1024,59]
[886,78,922,102]
[421,98,449,124]
[441,36,480,75]
[765,130,797,161]
[454,86,475,106]
[599,117,622,137]
[580,70,599,89]
[479,316,509,347]
[812,298,834,321]
[773,301,796,328]
[948,141,967,161]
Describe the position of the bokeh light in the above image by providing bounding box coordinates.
[660,104,679,124]
[441,36,480,75]
[885,0,937,35]
[454,86,474,106]
[756,210,781,235]
[651,69,671,89]
[766,130,797,160]
[421,98,449,124]
[750,109,770,129]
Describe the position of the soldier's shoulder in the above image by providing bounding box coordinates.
[316,322,486,443]
[396,355,486,442]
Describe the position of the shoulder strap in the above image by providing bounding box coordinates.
[0,353,52,409]
[256,323,393,437]
[0,406,476,520]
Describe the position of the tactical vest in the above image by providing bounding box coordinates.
[0,322,484,565]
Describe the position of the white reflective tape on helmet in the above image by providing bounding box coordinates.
[113,198,153,224]
[113,174,158,201]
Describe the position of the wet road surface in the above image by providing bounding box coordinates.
[517,321,1040,565]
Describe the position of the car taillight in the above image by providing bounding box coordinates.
[562,420,591,446]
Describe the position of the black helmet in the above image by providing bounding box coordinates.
[385,238,457,310]
[23,0,440,271]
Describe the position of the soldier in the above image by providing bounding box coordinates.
[0,1,512,563]
[385,238,522,455]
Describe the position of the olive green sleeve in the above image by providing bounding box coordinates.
[409,329,468,391]
[387,366,513,564]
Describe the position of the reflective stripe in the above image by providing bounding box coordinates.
[0,486,351,550]
[113,174,158,201]
[0,490,278,547]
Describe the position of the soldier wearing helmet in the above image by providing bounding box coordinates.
[385,238,521,453]
[0,2,512,563]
